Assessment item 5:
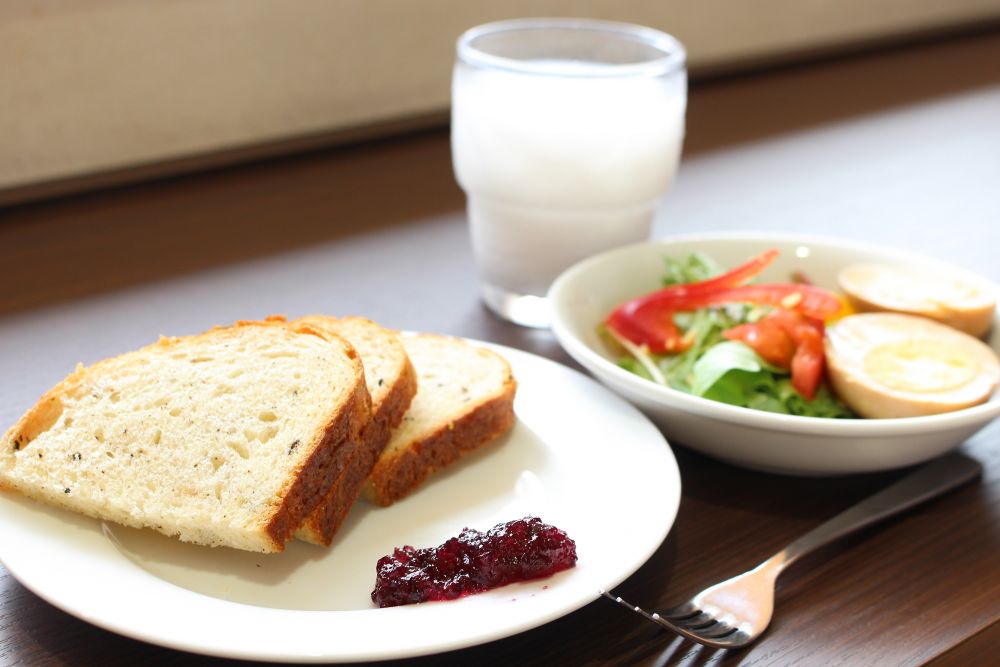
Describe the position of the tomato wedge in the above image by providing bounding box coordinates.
[723,319,795,367]
[789,324,824,400]
[723,309,826,399]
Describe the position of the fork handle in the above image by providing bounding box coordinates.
[775,452,981,571]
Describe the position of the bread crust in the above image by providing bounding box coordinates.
[264,375,371,548]
[303,355,416,543]
[362,363,516,507]
[2,380,79,485]
[294,316,417,545]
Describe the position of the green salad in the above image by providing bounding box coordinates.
[603,252,856,418]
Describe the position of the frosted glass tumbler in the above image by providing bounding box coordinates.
[451,18,687,327]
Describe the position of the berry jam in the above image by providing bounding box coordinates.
[371,516,578,608]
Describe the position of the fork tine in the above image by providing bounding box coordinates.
[662,607,741,637]
[664,611,718,629]
[661,601,698,619]
[696,622,740,639]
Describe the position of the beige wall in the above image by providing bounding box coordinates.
[2,0,999,193]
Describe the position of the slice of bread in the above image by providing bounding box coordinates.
[362,334,517,506]
[292,315,417,545]
[0,319,370,553]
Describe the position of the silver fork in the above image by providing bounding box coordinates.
[601,451,981,649]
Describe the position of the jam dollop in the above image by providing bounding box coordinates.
[371,516,578,608]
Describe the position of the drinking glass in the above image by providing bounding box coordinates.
[451,18,687,327]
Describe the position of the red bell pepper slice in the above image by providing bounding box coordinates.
[606,302,691,353]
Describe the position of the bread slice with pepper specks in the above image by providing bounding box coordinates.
[292,315,417,545]
[0,319,370,553]
[362,333,517,506]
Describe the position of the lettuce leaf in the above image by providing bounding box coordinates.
[690,341,772,396]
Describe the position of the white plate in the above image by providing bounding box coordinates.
[548,232,1000,476]
[0,342,679,662]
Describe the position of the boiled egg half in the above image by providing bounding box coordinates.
[838,263,995,338]
[825,313,1000,418]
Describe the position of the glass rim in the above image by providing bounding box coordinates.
[456,18,686,78]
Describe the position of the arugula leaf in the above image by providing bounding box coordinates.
[775,380,856,418]
[660,252,723,286]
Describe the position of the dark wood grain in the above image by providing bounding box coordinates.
[3,29,1000,667]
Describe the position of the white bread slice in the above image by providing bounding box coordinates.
[0,320,370,553]
[362,333,516,506]
[293,315,417,545]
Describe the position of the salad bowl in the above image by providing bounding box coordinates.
[548,232,1000,475]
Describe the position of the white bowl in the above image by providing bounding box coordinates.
[548,232,1000,475]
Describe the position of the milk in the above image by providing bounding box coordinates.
[452,61,686,296]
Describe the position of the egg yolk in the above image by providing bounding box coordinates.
[863,340,978,393]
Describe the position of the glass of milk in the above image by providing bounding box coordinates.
[452,18,687,327]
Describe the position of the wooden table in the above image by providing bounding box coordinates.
[2,30,1000,666]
